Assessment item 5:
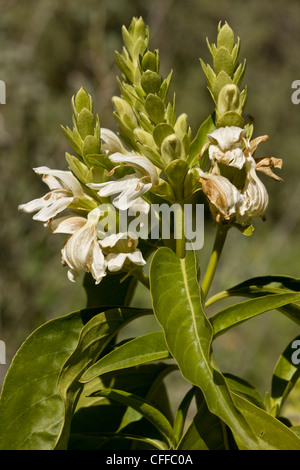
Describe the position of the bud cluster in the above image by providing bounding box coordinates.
[200,22,247,129]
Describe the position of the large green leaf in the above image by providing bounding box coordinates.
[224,373,265,410]
[149,247,261,449]
[177,389,230,450]
[55,307,152,449]
[173,387,196,445]
[177,387,300,450]
[270,335,300,415]
[227,275,300,293]
[210,292,300,338]
[0,308,99,450]
[232,393,300,450]
[81,331,170,382]
[69,363,174,450]
[68,432,168,450]
[90,388,176,448]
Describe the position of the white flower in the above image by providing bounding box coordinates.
[207,126,247,169]
[100,232,146,273]
[88,153,159,210]
[61,208,106,284]
[197,168,247,222]
[18,166,84,222]
[239,150,269,223]
[100,128,128,155]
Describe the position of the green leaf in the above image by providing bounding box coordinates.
[216,110,244,128]
[65,152,89,184]
[177,389,229,450]
[90,388,176,448]
[173,387,196,445]
[76,108,95,139]
[74,87,93,113]
[144,93,165,125]
[150,247,260,449]
[82,135,101,158]
[161,134,185,164]
[227,275,300,294]
[70,363,173,450]
[68,432,169,450]
[81,331,170,382]
[153,123,174,148]
[232,393,300,450]
[141,51,159,73]
[187,113,215,167]
[213,46,234,76]
[217,23,235,53]
[211,70,234,102]
[0,308,100,450]
[270,335,300,414]
[55,307,152,449]
[224,373,265,409]
[141,70,162,95]
[211,292,300,338]
[61,125,82,156]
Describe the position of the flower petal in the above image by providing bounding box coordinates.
[209,145,246,169]
[198,169,245,220]
[241,155,269,220]
[34,166,84,197]
[109,152,160,186]
[47,215,87,234]
[208,126,246,151]
[100,128,127,155]
[90,242,107,284]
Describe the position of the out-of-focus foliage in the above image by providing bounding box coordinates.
[1,0,300,411]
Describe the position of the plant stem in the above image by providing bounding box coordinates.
[132,269,150,290]
[201,224,228,300]
[205,290,229,308]
[175,203,186,259]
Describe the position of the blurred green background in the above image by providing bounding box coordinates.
[1,0,300,422]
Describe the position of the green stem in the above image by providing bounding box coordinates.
[205,290,229,308]
[175,203,186,259]
[201,224,228,300]
[132,269,150,290]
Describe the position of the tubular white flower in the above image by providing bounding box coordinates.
[88,153,159,210]
[18,166,85,222]
[109,153,160,186]
[240,152,269,222]
[61,208,106,284]
[197,168,246,221]
[47,215,87,234]
[207,126,246,169]
[100,232,146,273]
[100,128,128,155]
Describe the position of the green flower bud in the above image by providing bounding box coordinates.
[217,22,235,53]
[141,50,159,73]
[74,87,93,114]
[217,84,240,115]
[141,70,162,95]
[161,134,185,165]
[76,108,95,139]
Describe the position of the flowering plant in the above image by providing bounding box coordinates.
[1,17,300,450]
